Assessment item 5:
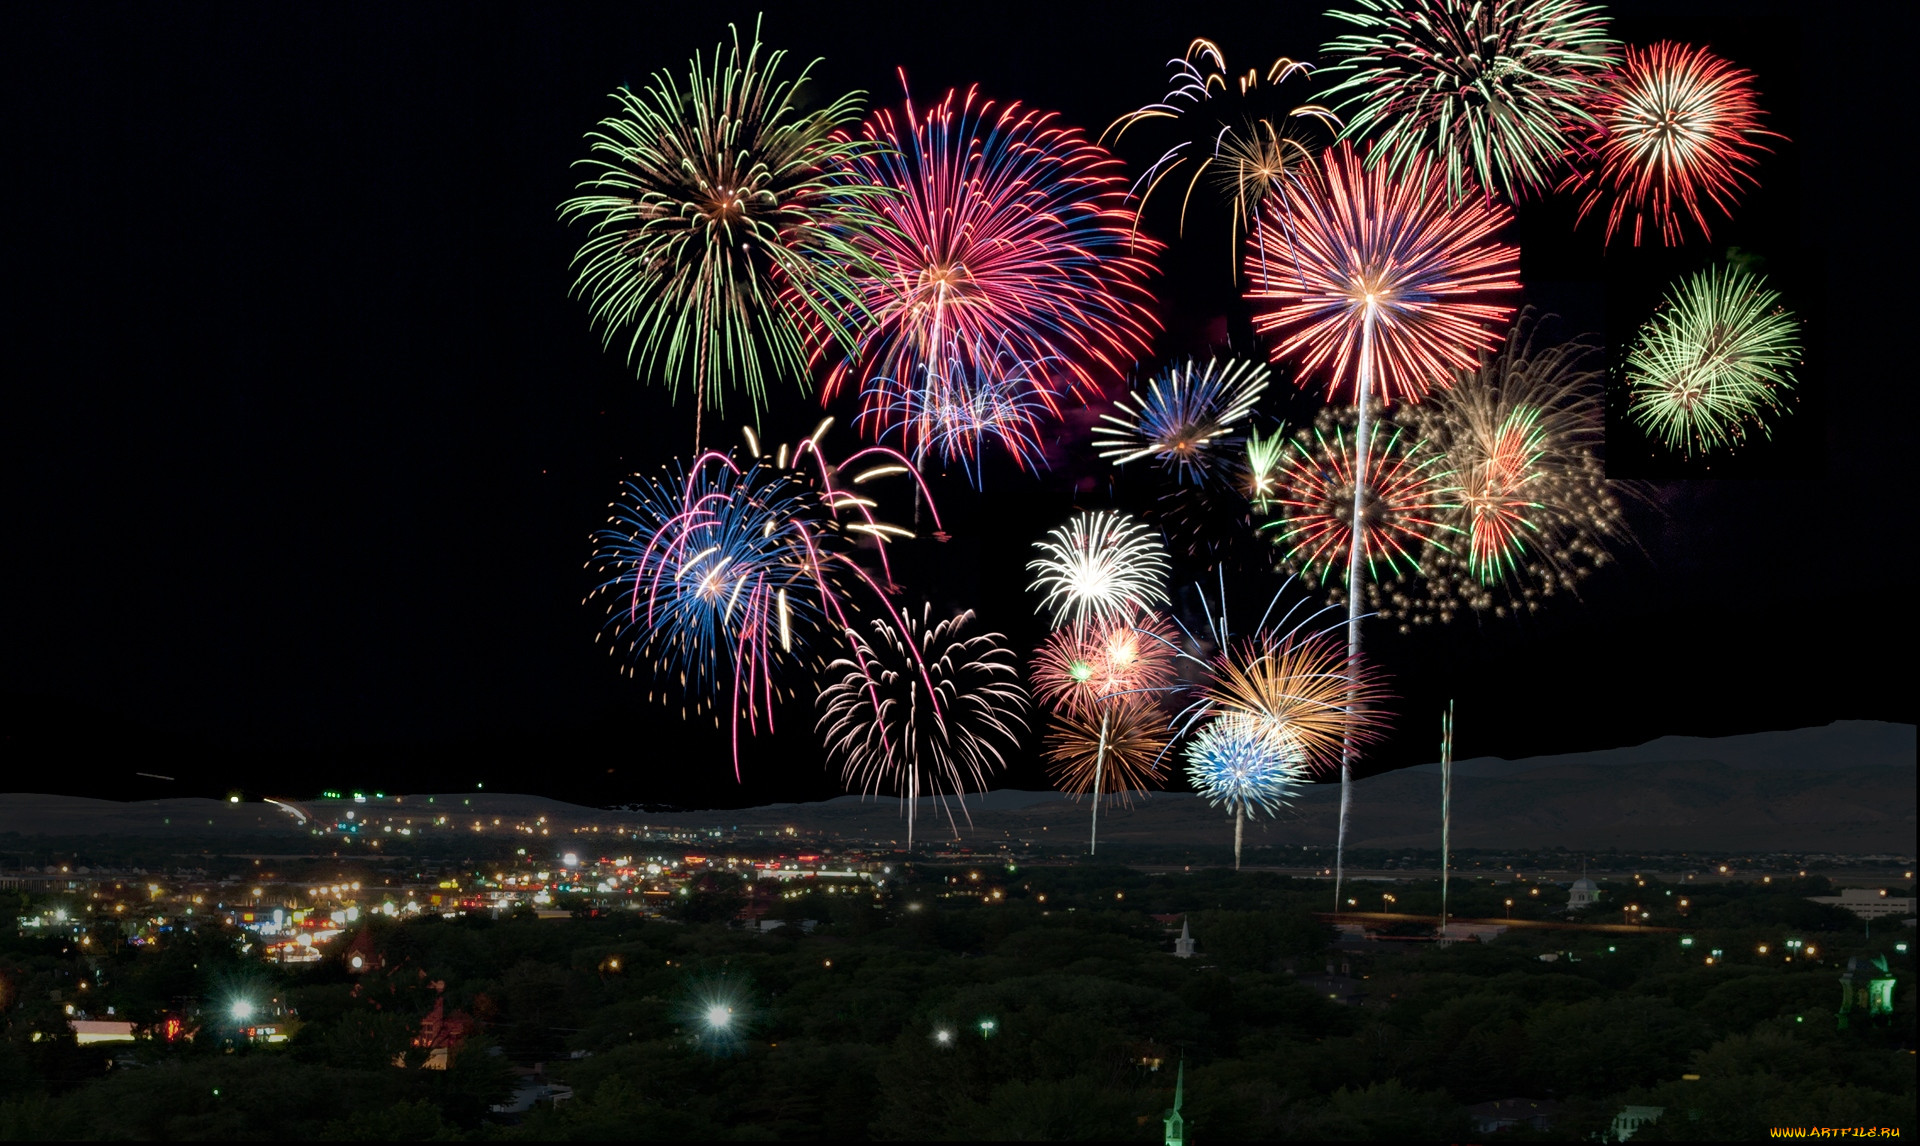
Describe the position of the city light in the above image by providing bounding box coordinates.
[978,1017,998,1038]
[230,999,255,1022]
[705,1005,732,1030]
[933,1028,954,1046]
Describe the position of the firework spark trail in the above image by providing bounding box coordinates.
[1027,511,1171,636]
[1440,700,1454,940]
[1245,140,1516,909]
[820,78,1160,442]
[1094,358,1271,484]
[1626,264,1801,454]
[816,606,1029,849]
[1560,41,1779,246]
[1106,39,1338,278]
[1320,0,1619,202]
[560,19,891,448]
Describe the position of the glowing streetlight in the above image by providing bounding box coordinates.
[933,1028,954,1047]
[230,999,256,1022]
[977,1017,998,1038]
[705,1005,733,1030]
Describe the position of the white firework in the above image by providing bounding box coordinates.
[815,606,1028,849]
[1025,510,1170,633]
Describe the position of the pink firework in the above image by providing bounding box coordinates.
[1031,612,1182,716]
[818,78,1162,447]
[1244,140,1521,406]
[1561,41,1778,247]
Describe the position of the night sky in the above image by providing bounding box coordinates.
[6,1,1910,810]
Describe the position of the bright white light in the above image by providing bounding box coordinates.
[705,1005,732,1029]
[934,1028,954,1046]
[563,854,579,867]
[1026,510,1169,632]
[230,1000,255,1022]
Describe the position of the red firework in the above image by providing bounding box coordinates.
[1266,413,1457,585]
[817,78,1162,444]
[1561,42,1777,247]
[1031,612,1181,715]
[1244,141,1521,406]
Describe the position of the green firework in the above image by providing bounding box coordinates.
[1627,264,1801,455]
[1319,0,1618,201]
[560,20,893,438]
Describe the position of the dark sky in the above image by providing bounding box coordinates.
[5,1,1911,810]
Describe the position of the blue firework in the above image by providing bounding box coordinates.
[1184,715,1308,818]
[588,452,843,761]
[1093,358,1271,484]
[865,341,1054,487]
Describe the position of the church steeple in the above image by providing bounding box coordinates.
[1164,1057,1186,1146]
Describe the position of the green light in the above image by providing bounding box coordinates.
[1069,661,1092,683]
[1680,936,1694,947]
[1608,946,1616,952]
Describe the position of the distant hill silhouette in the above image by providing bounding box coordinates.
[2,721,1911,853]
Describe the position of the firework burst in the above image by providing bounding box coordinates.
[1027,511,1171,634]
[1093,358,1271,484]
[1184,715,1309,869]
[816,606,1029,849]
[1378,310,1628,626]
[1262,405,1459,591]
[1031,613,1182,714]
[867,340,1053,486]
[1320,0,1619,202]
[1106,40,1338,277]
[588,457,838,749]
[1192,628,1391,773]
[1185,716,1307,817]
[1245,141,1522,406]
[1626,263,1801,453]
[1043,694,1174,808]
[1244,138,1513,910]
[821,80,1160,439]
[1243,427,1287,512]
[589,430,934,779]
[560,20,890,445]
[1561,41,1778,246]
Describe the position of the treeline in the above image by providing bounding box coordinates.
[0,867,1911,1139]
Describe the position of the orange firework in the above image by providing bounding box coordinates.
[1197,628,1392,779]
[1042,694,1172,807]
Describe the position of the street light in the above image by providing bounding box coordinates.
[705,1005,733,1031]
[1504,899,1513,919]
